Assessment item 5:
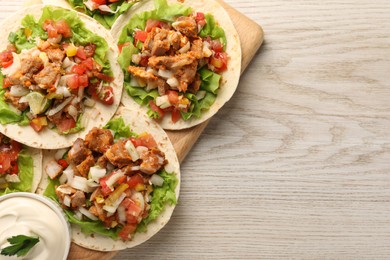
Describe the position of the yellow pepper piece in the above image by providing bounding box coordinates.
[105,183,129,206]
[66,44,77,57]
[135,183,146,192]
[24,28,32,38]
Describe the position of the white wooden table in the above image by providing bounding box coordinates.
[2,0,390,258]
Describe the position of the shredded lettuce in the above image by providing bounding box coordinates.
[0,149,34,195]
[44,116,178,239]
[118,0,225,121]
[65,0,139,29]
[0,88,29,125]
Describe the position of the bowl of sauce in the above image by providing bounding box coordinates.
[0,192,71,259]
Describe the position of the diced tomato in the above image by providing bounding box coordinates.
[29,117,47,132]
[0,51,13,68]
[149,100,164,119]
[210,52,228,72]
[100,179,112,196]
[56,118,76,133]
[167,90,179,105]
[67,75,79,89]
[138,133,158,149]
[98,86,114,105]
[55,20,72,38]
[171,108,181,123]
[92,0,106,4]
[118,223,137,241]
[121,198,143,221]
[8,140,21,161]
[0,153,12,174]
[9,162,18,175]
[127,174,144,189]
[2,77,12,89]
[145,19,169,32]
[71,64,87,75]
[210,39,224,53]
[118,42,130,53]
[78,74,89,87]
[57,159,69,169]
[94,72,114,83]
[42,20,58,38]
[81,58,94,70]
[139,56,149,67]
[195,12,206,27]
[134,30,148,44]
[76,47,87,60]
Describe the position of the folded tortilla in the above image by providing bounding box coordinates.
[38,106,180,251]
[0,5,123,149]
[111,0,241,130]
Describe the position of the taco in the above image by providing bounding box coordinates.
[0,5,123,149]
[111,0,241,130]
[39,106,180,251]
[0,133,42,195]
[42,0,141,29]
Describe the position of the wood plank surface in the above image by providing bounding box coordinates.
[3,0,390,259]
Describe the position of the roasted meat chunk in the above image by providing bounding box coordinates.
[139,148,166,175]
[105,139,133,168]
[85,127,114,153]
[171,16,198,38]
[67,138,91,165]
[76,154,95,178]
[33,63,61,89]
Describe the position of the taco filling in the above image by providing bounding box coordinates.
[0,133,35,195]
[62,0,140,29]
[0,7,115,134]
[44,118,177,241]
[118,0,228,123]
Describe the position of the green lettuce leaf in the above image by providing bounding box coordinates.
[199,67,221,95]
[0,149,34,195]
[199,13,227,49]
[103,117,133,139]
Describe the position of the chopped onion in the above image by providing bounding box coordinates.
[103,193,126,214]
[80,114,89,128]
[2,53,20,76]
[70,176,94,193]
[59,173,68,184]
[136,146,148,155]
[56,185,74,195]
[117,205,126,224]
[56,85,71,97]
[83,97,96,107]
[178,41,191,53]
[202,41,213,58]
[196,90,206,100]
[45,160,63,179]
[150,174,164,187]
[63,166,74,184]
[167,77,179,88]
[131,192,145,211]
[78,206,98,221]
[46,96,73,116]
[74,210,83,220]
[18,96,28,104]
[62,57,75,68]
[63,195,71,207]
[158,69,173,79]
[156,95,171,109]
[77,86,84,102]
[67,105,78,122]
[87,179,100,188]
[10,85,29,97]
[89,166,106,182]
[131,54,142,65]
[5,174,20,183]
[129,76,141,87]
[98,5,117,13]
[105,170,126,189]
[54,148,68,161]
[125,141,139,161]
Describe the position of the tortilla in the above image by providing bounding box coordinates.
[0,5,123,149]
[111,0,241,130]
[0,136,42,195]
[38,106,180,251]
[42,0,141,29]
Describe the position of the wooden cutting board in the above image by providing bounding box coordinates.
[68,1,264,259]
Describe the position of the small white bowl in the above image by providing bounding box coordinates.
[0,192,71,260]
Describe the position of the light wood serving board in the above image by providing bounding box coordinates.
[68,1,264,259]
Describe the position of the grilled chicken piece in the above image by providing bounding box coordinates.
[95,155,108,169]
[71,190,86,208]
[139,148,166,175]
[3,91,29,111]
[76,154,95,178]
[67,138,92,165]
[127,66,158,82]
[20,56,44,74]
[105,139,133,168]
[85,127,114,154]
[33,63,61,89]
[46,47,65,63]
[148,53,196,70]
[172,16,198,38]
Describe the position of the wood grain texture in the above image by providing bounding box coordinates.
[2,0,390,259]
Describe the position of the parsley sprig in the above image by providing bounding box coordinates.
[1,235,40,257]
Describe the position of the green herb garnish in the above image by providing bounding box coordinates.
[1,235,40,257]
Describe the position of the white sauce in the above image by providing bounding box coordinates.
[0,197,69,260]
